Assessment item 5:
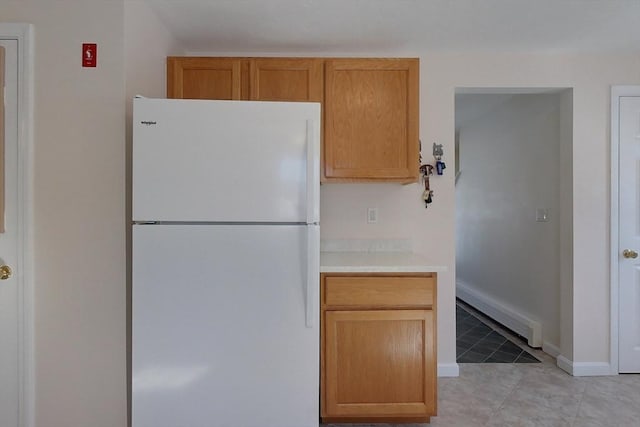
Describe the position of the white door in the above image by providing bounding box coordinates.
[619,96,640,373]
[0,39,20,427]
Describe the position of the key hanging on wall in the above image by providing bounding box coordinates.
[420,164,434,208]
[418,141,446,209]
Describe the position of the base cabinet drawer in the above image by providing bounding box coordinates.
[324,275,434,308]
[320,274,437,423]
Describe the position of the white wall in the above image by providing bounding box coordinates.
[455,93,563,349]
[0,1,127,426]
[559,89,574,360]
[125,0,183,101]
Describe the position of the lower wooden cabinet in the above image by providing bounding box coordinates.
[320,273,437,423]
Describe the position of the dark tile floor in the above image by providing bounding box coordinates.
[456,300,540,363]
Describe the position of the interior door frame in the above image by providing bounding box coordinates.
[0,23,35,427]
[610,85,640,375]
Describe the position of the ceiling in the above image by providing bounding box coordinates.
[145,0,640,54]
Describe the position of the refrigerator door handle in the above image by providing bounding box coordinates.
[306,119,320,225]
[306,226,320,328]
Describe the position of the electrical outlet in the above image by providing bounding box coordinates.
[367,207,378,224]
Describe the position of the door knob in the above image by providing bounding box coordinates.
[0,265,12,280]
[623,249,638,259]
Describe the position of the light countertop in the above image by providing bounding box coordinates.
[320,251,447,273]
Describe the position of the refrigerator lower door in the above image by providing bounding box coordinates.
[132,224,319,427]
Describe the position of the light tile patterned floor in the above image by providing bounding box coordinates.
[323,347,640,427]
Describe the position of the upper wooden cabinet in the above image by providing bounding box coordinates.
[250,58,323,102]
[166,56,419,183]
[324,59,419,183]
[167,57,322,102]
[167,57,249,100]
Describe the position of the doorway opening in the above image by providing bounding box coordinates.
[454,88,573,365]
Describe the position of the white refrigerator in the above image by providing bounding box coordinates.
[132,97,321,427]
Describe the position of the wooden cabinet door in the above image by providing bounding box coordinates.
[167,57,248,100]
[323,309,436,420]
[249,58,323,102]
[324,58,419,182]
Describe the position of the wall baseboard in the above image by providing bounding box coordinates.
[457,281,542,347]
[557,355,612,376]
[438,363,459,377]
[542,341,561,358]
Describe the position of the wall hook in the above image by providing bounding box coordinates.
[433,143,446,175]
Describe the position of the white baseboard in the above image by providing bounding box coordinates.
[542,341,561,358]
[457,281,542,347]
[556,355,573,374]
[438,363,459,377]
[557,355,612,376]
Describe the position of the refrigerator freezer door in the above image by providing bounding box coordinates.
[132,224,319,427]
[133,98,321,223]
